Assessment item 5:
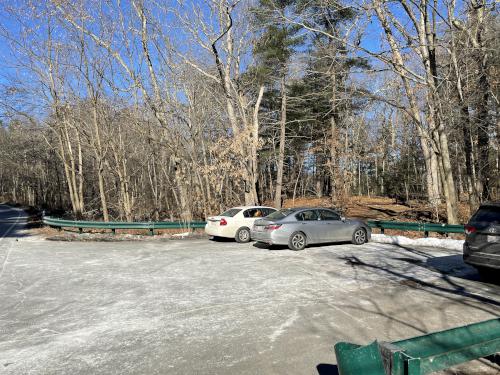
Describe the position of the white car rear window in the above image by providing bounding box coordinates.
[220,209,241,217]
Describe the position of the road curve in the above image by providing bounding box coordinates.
[0,204,27,238]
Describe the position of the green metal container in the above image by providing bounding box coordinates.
[335,318,500,375]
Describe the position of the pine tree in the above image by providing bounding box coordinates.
[251,0,304,208]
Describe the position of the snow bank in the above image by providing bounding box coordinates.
[371,233,464,251]
[171,232,191,238]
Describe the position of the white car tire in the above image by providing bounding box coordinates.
[235,227,251,243]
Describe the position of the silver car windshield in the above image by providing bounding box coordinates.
[266,209,295,220]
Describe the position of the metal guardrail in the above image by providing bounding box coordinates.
[43,216,206,235]
[334,318,500,375]
[44,217,464,237]
[367,220,464,236]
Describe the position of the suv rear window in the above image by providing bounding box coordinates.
[220,209,241,217]
[471,206,500,224]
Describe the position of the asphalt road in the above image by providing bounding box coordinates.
[0,205,499,375]
[0,205,27,239]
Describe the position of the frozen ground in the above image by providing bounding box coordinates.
[0,205,499,374]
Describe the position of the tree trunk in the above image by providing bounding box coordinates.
[461,107,479,207]
[476,61,491,201]
[274,76,286,208]
[245,85,265,205]
[92,104,109,221]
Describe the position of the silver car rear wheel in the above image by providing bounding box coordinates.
[289,232,306,251]
[352,228,367,245]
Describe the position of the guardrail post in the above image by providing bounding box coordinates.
[381,227,385,234]
[149,228,154,236]
[424,230,429,237]
[111,228,116,235]
[78,227,83,234]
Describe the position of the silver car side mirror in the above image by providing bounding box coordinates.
[340,216,346,222]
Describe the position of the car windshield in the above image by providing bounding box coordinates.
[220,208,242,217]
[266,209,295,220]
[471,207,500,224]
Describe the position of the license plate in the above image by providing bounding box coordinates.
[255,226,264,232]
[487,235,499,242]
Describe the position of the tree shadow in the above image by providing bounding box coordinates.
[340,253,500,309]
[386,243,500,287]
[385,242,436,259]
[390,248,499,286]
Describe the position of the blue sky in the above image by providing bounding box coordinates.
[0,0,468,124]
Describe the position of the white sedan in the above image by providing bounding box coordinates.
[205,206,277,243]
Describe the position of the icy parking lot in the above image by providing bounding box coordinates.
[0,236,499,374]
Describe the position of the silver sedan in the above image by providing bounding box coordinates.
[251,207,371,250]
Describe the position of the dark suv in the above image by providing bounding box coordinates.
[463,202,500,279]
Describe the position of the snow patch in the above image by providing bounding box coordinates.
[371,234,464,250]
[172,232,191,238]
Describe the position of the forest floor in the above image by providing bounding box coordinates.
[284,195,473,223]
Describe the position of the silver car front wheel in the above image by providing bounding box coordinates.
[352,228,367,245]
[288,232,306,251]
